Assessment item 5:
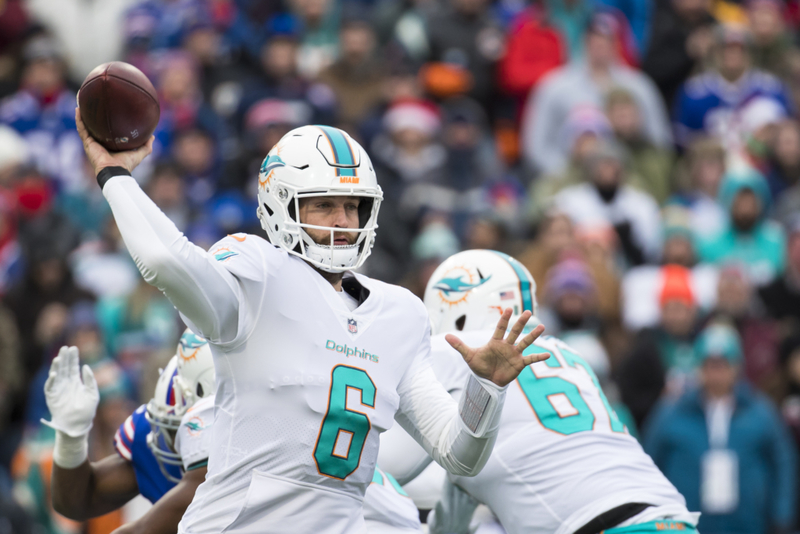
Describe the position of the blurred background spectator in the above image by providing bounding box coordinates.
[642,0,716,107]
[521,12,671,175]
[644,323,796,534]
[697,167,785,286]
[673,24,793,150]
[0,0,800,529]
[618,264,702,428]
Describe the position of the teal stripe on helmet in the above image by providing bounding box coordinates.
[493,251,533,313]
[317,125,356,176]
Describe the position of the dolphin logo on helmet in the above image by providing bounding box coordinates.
[433,274,492,295]
[178,331,208,362]
[261,154,286,174]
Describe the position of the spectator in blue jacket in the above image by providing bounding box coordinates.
[0,34,83,192]
[673,24,792,149]
[644,322,797,534]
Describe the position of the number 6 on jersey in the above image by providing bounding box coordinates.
[314,365,376,479]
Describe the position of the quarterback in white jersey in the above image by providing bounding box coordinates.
[76,116,549,534]
[381,251,700,534]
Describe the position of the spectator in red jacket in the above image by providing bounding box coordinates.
[497,5,567,102]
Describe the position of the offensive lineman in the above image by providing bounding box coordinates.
[74,115,548,533]
[43,330,216,534]
[380,250,700,534]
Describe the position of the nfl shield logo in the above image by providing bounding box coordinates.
[347,318,358,334]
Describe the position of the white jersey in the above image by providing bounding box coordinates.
[174,396,215,471]
[178,236,464,533]
[103,176,509,534]
[175,395,418,533]
[364,467,422,534]
[382,331,692,534]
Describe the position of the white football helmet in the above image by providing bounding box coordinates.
[424,250,538,336]
[173,329,215,409]
[146,329,215,483]
[256,125,383,272]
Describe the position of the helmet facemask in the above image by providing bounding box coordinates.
[259,185,382,273]
[145,358,187,484]
[145,413,183,484]
[145,388,185,484]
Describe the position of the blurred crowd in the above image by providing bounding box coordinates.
[1,0,800,532]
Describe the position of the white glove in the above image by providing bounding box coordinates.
[41,346,100,438]
[428,479,479,534]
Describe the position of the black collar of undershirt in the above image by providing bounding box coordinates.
[342,274,370,305]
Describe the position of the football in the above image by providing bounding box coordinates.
[77,61,160,152]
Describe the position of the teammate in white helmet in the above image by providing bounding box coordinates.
[75,115,549,534]
[379,250,700,534]
[147,329,218,481]
[44,329,216,534]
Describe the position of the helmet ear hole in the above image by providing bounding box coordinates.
[263,202,274,217]
[455,315,466,331]
[196,383,204,398]
[357,198,374,228]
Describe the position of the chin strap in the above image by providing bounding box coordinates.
[302,235,360,273]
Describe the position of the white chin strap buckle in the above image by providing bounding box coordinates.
[303,239,359,272]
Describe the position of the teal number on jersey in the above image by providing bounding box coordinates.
[517,362,595,435]
[559,345,626,432]
[314,365,376,479]
[517,339,624,435]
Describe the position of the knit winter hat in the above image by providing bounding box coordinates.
[695,323,743,364]
[658,264,695,308]
[545,259,596,302]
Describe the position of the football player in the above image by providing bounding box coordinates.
[380,250,700,534]
[44,329,215,534]
[75,115,549,534]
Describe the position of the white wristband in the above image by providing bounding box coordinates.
[53,430,89,469]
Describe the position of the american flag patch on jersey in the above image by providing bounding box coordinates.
[500,291,515,300]
[348,318,358,333]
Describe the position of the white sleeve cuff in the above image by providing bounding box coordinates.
[458,375,506,437]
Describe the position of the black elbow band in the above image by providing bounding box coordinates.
[97,166,131,189]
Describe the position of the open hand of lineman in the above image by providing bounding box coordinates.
[76,108,154,176]
[446,309,547,387]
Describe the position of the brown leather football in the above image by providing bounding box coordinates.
[78,62,160,152]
